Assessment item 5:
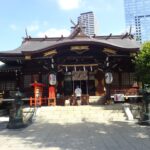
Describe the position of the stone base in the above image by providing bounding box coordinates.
[7,119,28,129]
[139,120,150,126]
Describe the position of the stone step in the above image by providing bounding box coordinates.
[33,105,126,124]
[37,104,124,111]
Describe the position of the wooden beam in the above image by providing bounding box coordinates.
[60,64,98,67]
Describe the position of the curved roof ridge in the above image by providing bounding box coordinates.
[0,34,140,55]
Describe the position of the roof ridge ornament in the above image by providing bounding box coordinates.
[45,35,48,39]
[106,33,112,40]
[57,35,64,41]
[121,32,129,39]
[25,28,29,38]
[128,26,134,39]
[69,20,90,39]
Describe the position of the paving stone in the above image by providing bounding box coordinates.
[0,105,149,150]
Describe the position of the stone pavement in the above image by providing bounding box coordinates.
[0,106,150,150]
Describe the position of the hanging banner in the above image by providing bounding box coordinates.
[72,71,88,80]
[49,74,56,85]
[105,72,113,84]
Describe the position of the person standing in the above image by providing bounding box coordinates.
[75,86,82,105]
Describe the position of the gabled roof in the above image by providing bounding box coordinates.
[0,26,140,56]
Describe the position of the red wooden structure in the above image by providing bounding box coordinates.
[48,86,56,106]
[30,82,46,106]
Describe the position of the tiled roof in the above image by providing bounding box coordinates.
[0,34,140,55]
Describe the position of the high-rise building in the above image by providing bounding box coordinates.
[124,0,150,43]
[78,11,96,36]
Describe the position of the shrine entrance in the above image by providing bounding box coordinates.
[73,80,88,95]
[62,69,103,97]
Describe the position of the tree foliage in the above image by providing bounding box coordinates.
[134,42,150,84]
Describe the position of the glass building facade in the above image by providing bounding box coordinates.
[124,0,150,43]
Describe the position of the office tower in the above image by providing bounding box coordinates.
[78,11,96,36]
[124,0,150,43]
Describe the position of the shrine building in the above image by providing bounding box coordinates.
[0,24,141,106]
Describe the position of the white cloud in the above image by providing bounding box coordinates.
[37,28,70,37]
[10,24,17,31]
[58,0,82,10]
[27,24,39,32]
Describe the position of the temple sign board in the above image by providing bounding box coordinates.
[72,71,88,80]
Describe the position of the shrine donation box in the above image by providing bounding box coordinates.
[30,82,45,106]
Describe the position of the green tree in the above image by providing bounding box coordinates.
[134,41,150,85]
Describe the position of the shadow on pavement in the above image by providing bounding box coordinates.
[0,118,150,150]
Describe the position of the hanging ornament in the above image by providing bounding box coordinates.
[74,66,76,72]
[90,66,93,72]
[49,74,56,85]
[105,72,113,84]
[65,66,68,72]
[83,66,86,71]
[51,58,54,63]
[51,64,54,68]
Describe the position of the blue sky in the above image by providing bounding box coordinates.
[0,0,125,51]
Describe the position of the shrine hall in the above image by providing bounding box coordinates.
[0,23,141,106]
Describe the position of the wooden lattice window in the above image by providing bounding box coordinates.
[24,75,31,88]
[0,81,16,90]
[121,72,130,86]
[42,74,49,85]
[112,72,119,86]
[129,73,135,86]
